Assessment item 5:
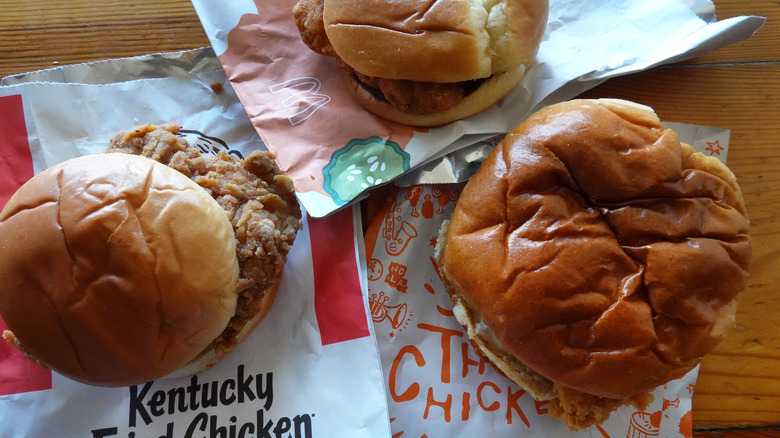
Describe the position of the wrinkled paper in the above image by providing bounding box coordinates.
[0,56,390,438]
[190,0,762,216]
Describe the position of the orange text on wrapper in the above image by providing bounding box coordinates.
[388,321,549,426]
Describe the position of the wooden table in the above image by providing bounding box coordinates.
[2,0,778,435]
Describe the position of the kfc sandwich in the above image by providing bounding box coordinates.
[0,124,302,387]
[435,99,752,429]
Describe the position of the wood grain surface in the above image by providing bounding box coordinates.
[0,0,210,77]
[1,0,779,435]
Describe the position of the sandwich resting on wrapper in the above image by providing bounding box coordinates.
[0,124,302,387]
[293,0,549,126]
[434,99,752,429]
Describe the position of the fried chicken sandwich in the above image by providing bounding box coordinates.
[435,99,752,429]
[293,0,549,126]
[0,124,302,387]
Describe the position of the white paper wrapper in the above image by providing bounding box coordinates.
[0,60,390,438]
[190,0,763,217]
[365,184,701,437]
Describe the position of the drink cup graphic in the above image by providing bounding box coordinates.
[405,186,423,217]
[627,411,660,438]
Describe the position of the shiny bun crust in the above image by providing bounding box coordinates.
[339,63,527,127]
[323,0,548,83]
[0,153,240,387]
[436,99,752,403]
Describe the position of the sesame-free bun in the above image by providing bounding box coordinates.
[294,0,548,126]
[323,0,548,83]
[0,153,240,387]
[435,99,752,429]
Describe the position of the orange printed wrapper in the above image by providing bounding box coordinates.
[363,184,699,437]
[190,0,763,217]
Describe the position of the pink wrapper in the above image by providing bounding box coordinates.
[215,0,420,214]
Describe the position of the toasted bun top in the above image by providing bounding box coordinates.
[0,153,239,387]
[439,99,752,398]
[323,0,548,82]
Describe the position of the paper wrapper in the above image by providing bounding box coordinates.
[190,0,763,216]
[0,54,390,438]
[362,126,732,436]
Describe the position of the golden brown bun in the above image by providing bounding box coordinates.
[104,123,303,376]
[436,99,752,409]
[0,153,240,387]
[293,0,548,125]
[323,0,548,83]
[339,63,527,127]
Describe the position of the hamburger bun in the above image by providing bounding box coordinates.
[323,0,545,83]
[294,0,548,126]
[435,99,752,429]
[0,153,240,387]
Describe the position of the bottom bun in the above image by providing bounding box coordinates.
[168,283,279,379]
[339,64,527,127]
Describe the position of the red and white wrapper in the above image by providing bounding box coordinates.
[0,66,390,438]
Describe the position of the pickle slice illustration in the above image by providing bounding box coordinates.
[323,137,411,205]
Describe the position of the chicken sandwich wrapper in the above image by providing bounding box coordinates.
[362,123,733,437]
[0,53,390,438]
[189,0,762,217]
